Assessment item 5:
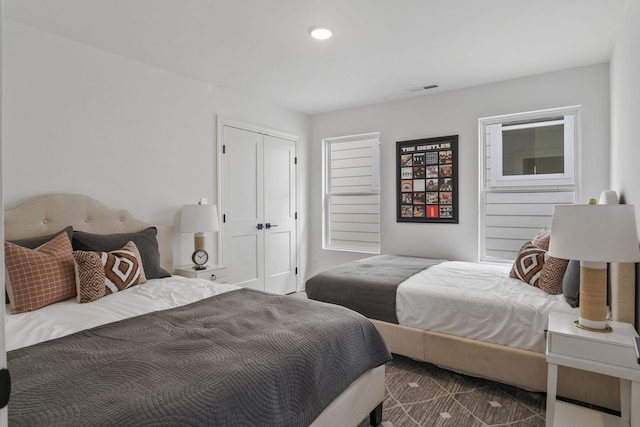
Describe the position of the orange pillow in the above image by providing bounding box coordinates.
[532,227,551,251]
[538,256,569,295]
[5,232,76,314]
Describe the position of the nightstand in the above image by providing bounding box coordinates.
[546,312,640,427]
[173,265,228,283]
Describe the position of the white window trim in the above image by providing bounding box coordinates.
[484,106,580,190]
[322,132,381,254]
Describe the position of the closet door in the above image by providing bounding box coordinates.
[222,126,264,290]
[263,135,296,294]
[221,125,297,294]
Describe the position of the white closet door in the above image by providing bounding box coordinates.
[222,126,264,290]
[263,135,297,294]
[221,124,297,293]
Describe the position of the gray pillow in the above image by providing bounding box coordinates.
[562,260,580,308]
[6,226,74,304]
[72,227,170,279]
[9,226,74,249]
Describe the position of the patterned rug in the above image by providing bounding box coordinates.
[362,354,547,427]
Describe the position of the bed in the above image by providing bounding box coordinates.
[3,193,391,426]
[307,249,638,412]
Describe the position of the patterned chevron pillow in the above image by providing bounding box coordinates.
[538,256,569,295]
[510,241,548,288]
[73,241,147,303]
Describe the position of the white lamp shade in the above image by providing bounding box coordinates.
[180,204,219,233]
[549,204,640,263]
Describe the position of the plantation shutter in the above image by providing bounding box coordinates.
[483,191,575,260]
[481,116,577,262]
[326,136,380,252]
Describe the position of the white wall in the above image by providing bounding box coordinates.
[610,0,640,215]
[3,21,310,274]
[308,64,611,276]
[609,0,640,329]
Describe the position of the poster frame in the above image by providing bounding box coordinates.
[396,135,458,224]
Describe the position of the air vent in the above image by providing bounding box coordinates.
[409,84,439,93]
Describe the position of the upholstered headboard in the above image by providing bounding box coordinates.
[4,194,173,273]
[609,262,637,328]
[596,191,639,328]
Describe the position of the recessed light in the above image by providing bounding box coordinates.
[309,26,333,40]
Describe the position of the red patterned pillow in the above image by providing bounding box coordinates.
[510,242,548,288]
[538,256,569,295]
[4,232,76,313]
[73,241,147,303]
[532,227,551,251]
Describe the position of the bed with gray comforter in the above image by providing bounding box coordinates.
[8,289,391,426]
[306,255,443,323]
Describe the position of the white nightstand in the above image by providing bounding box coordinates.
[546,312,640,427]
[173,265,228,283]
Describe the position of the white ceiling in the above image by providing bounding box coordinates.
[5,0,627,115]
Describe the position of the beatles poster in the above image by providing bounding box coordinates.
[396,135,458,223]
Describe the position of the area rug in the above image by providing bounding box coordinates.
[365,354,547,427]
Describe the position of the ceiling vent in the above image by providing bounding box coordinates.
[409,84,439,93]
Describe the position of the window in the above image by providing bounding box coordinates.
[479,106,580,262]
[323,132,381,253]
[488,115,576,188]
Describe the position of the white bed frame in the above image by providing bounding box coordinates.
[368,262,637,412]
[4,193,385,426]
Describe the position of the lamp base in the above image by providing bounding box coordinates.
[577,263,611,333]
[574,320,613,333]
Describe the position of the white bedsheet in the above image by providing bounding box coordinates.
[396,261,578,353]
[6,275,240,352]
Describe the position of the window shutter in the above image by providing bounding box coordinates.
[479,106,580,262]
[324,135,380,253]
[483,191,575,260]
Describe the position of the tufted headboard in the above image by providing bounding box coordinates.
[4,194,173,273]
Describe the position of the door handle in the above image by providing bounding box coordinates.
[265,223,278,229]
[256,224,264,230]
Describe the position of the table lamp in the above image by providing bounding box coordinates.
[549,203,640,332]
[180,200,219,270]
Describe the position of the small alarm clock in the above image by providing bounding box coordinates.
[192,249,209,270]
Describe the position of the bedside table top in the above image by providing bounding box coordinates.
[175,264,225,273]
[548,312,639,347]
[547,312,640,379]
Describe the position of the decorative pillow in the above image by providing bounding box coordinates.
[73,241,147,303]
[72,227,170,279]
[538,256,569,295]
[5,226,74,304]
[532,227,551,251]
[8,226,74,248]
[4,232,76,313]
[562,260,580,307]
[510,242,548,288]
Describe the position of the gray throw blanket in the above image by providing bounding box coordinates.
[306,255,443,323]
[8,289,391,426]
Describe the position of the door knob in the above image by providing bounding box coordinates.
[265,223,278,229]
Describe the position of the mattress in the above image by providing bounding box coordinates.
[396,261,579,353]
